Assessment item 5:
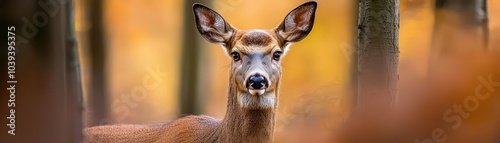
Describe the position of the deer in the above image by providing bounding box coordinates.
[84,1,317,143]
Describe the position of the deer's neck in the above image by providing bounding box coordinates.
[217,74,278,142]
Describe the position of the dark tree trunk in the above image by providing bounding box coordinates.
[429,0,489,76]
[431,0,489,59]
[0,0,83,142]
[65,0,84,140]
[86,0,108,126]
[356,0,400,109]
[342,1,400,141]
[179,0,210,116]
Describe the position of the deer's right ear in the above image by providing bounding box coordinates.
[193,4,235,45]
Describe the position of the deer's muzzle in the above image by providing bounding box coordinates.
[246,73,269,95]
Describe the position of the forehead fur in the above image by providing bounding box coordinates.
[241,30,273,46]
[233,30,278,53]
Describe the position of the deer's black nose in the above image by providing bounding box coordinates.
[247,74,267,89]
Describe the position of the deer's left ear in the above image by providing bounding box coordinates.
[275,1,317,43]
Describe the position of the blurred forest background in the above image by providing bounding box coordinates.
[1,0,499,142]
[74,0,500,142]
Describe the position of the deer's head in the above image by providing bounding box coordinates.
[193,2,317,109]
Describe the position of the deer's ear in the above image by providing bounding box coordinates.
[193,4,235,45]
[275,1,317,43]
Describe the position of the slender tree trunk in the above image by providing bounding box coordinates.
[65,0,84,141]
[429,0,489,75]
[356,0,400,109]
[86,0,108,126]
[431,0,489,57]
[179,0,207,116]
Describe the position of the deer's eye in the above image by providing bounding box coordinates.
[273,51,282,61]
[231,52,240,61]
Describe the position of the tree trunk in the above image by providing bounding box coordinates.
[0,0,83,142]
[179,0,208,116]
[429,0,489,76]
[65,0,84,141]
[431,0,489,59]
[356,0,400,109]
[85,0,108,126]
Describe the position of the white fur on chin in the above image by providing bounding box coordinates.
[238,91,275,109]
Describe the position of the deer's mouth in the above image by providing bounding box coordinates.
[248,89,266,96]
